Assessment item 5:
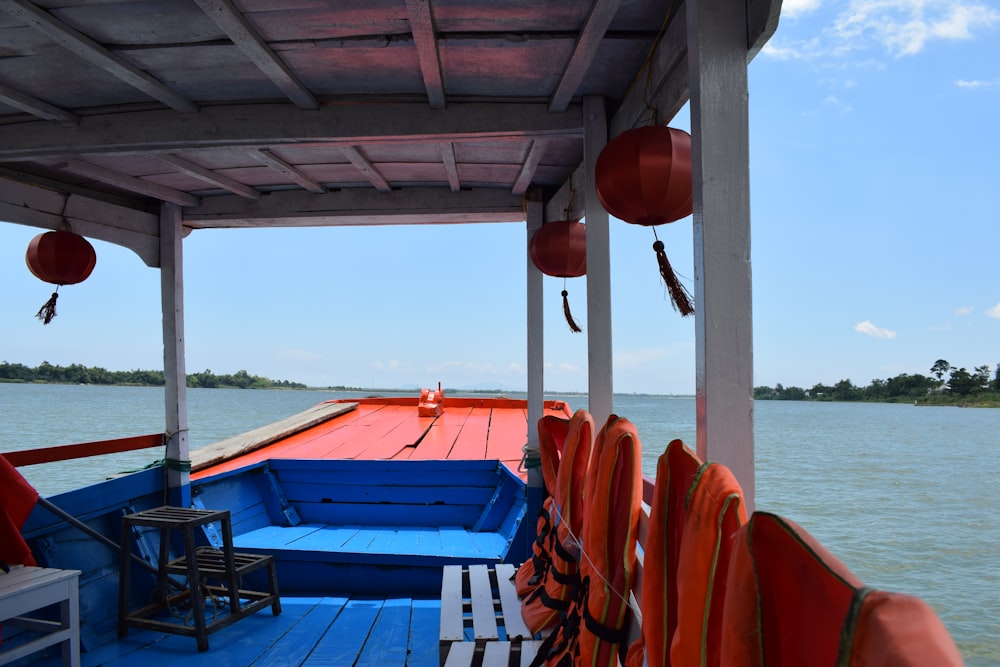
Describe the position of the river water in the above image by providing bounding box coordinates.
[1,383,997,664]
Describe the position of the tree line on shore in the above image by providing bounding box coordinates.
[754,359,1000,405]
[0,361,307,390]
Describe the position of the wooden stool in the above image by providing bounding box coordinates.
[118,506,280,652]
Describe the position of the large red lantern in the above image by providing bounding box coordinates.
[594,126,694,316]
[595,125,692,225]
[25,230,97,324]
[529,220,586,332]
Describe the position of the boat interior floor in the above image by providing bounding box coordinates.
[34,595,440,667]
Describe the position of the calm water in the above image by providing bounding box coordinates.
[1,384,997,664]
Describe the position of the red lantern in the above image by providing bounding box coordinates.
[529,220,586,332]
[529,219,586,278]
[595,125,692,226]
[25,230,96,324]
[594,126,694,316]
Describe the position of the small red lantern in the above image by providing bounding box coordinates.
[25,230,96,324]
[529,220,586,332]
[595,126,694,316]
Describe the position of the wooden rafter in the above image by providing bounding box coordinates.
[440,143,460,192]
[65,159,200,207]
[512,140,548,196]
[0,83,79,124]
[340,146,392,193]
[192,0,319,110]
[157,154,260,200]
[404,0,446,109]
[249,149,325,194]
[0,0,198,113]
[549,0,623,112]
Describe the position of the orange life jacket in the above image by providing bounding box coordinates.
[625,439,704,667]
[515,414,569,598]
[575,416,643,667]
[521,410,594,634]
[668,461,747,667]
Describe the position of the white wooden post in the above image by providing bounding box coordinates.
[583,96,614,428]
[525,199,545,534]
[160,202,190,507]
[687,0,755,510]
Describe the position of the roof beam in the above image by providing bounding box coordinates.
[340,146,393,192]
[65,159,200,207]
[405,0,446,109]
[249,148,325,193]
[0,102,585,161]
[0,83,79,125]
[609,3,689,136]
[183,186,525,228]
[549,0,623,112]
[0,0,198,114]
[192,0,319,110]
[157,154,260,200]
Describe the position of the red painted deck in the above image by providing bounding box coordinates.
[192,397,571,481]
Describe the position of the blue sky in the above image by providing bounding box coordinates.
[1,0,998,395]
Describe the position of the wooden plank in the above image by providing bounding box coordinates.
[520,640,544,667]
[439,565,465,642]
[483,641,512,667]
[355,598,412,667]
[493,564,531,640]
[408,598,441,667]
[190,402,358,472]
[485,408,529,463]
[2,433,162,467]
[443,641,476,667]
[450,408,492,460]
[468,564,498,640]
[305,598,384,665]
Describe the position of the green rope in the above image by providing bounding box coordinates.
[163,458,192,472]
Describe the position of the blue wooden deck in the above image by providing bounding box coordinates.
[33,596,441,667]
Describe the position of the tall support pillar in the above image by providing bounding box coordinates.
[583,96,613,428]
[687,0,755,509]
[160,203,190,507]
[525,198,545,552]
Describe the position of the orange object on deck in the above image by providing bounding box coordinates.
[576,416,643,667]
[669,461,747,667]
[417,383,444,417]
[0,455,39,567]
[626,439,704,667]
[520,409,594,634]
[721,511,963,666]
[515,415,568,599]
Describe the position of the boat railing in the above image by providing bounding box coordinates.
[2,434,164,467]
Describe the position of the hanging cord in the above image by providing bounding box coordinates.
[652,228,694,316]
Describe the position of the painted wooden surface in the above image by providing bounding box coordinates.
[192,398,571,481]
[64,596,440,667]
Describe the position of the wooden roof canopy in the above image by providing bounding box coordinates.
[0,0,779,266]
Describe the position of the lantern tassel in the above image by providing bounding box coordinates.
[36,290,59,325]
[653,240,694,317]
[562,289,582,333]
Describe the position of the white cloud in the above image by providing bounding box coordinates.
[765,0,1000,61]
[987,303,1000,318]
[956,78,1000,89]
[855,320,897,339]
[782,0,823,18]
[955,305,974,315]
